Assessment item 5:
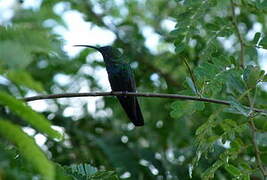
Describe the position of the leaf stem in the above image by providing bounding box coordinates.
[249,117,267,178]
[183,58,201,97]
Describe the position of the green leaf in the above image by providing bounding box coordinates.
[223,119,237,127]
[0,91,61,139]
[92,135,141,179]
[0,26,56,70]
[0,41,32,69]
[243,65,253,81]
[255,132,267,147]
[0,120,55,180]
[220,119,236,132]
[194,62,220,80]
[207,135,219,143]
[259,36,267,49]
[224,164,242,177]
[170,101,205,119]
[243,174,250,180]
[212,56,230,68]
[0,26,52,53]
[262,74,267,82]
[65,163,119,180]
[201,160,224,179]
[195,121,210,136]
[175,43,186,54]
[54,163,73,180]
[230,138,245,152]
[170,101,184,118]
[229,56,237,66]
[68,164,97,177]
[171,27,188,34]
[220,69,245,94]
[6,70,44,92]
[194,62,225,95]
[252,32,261,45]
[206,23,220,31]
[229,99,250,117]
[195,101,205,111]
[0,142,39,179]
[243,65,261,88]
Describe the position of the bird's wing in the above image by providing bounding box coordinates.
[107,63,135,92]
[119,64,144,126]
[108,63,144,126]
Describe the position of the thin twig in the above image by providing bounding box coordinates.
[230,2,266,173]
[21,91,267,114]
[183,58,201,97]
[22,92,228,104]
[230,0,245,69]
[246,86,267,177]
[249,118,267,177]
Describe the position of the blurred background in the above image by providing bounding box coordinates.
[1,0,267,179]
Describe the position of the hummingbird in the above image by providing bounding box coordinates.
[75,45,144,126]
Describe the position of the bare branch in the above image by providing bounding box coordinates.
[249,118,267,177]
[247,87,267,177]
[22,91,266,114]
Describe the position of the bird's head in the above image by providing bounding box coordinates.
[74,45,122,62]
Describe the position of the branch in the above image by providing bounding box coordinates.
[230,0,245,69]
[231,1,267,177]
[246,87,267,177]
[249,117,267,177]
[22,91,266,114]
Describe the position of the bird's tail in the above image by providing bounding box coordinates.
[117,96,144,126]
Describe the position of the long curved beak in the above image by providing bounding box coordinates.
[74,45,101,52]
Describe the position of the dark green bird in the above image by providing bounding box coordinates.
[75,45,144,126]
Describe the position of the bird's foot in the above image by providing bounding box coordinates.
[110,91,128,98]
[122,91,128,98]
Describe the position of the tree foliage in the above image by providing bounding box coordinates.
[1,0,267,179]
